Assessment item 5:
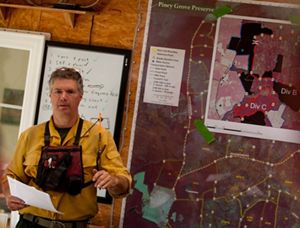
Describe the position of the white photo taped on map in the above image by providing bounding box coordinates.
[204,14,300,144]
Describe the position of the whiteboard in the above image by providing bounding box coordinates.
[35,41,131,144]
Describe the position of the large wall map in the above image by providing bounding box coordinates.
[123,0,300,227]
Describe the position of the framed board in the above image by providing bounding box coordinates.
[35,41,131,203]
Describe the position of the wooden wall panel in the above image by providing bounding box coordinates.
[39,12,92,43]
[90,0,138,48]
[4,8,41,30]
[0,1,139,49]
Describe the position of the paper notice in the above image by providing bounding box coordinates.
[143,46,185,107]
[7,176,62,214]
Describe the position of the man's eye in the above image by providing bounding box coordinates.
[66,90,75,94]
[54,90,63,94]
[52,89,77,96]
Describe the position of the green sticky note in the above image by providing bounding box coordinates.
[212,5,232,18]
[289,15,300,25]
[134,172,150,200]
[194,119,215,144]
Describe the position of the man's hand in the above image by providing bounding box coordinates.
[92,169,118,189]
[92,169,129,196]
[6,195,27,211]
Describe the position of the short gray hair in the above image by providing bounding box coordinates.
[49,67,84,94]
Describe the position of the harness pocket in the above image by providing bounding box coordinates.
[34,145,84,195]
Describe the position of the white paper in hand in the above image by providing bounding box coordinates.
[7,176,63,214]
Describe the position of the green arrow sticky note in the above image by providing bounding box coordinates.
[194,119,215,144]
[205,5,232,21]
[212,5,232,18]
[134,172,150,200]
[289,15,300,25]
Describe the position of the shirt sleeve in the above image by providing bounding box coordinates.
[99,129,132,198]
[2,131,31,184]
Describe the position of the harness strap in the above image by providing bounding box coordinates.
[44,118,84,146]
[74,118,83,146]
[44,122,50,146]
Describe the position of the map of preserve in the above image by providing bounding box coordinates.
[123,1,300,227]
[205,15,300,143]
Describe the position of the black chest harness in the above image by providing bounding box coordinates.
[35,119,91,195]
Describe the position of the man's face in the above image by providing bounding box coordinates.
[50,79,82,117]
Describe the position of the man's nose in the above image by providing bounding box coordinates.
[60,91,69,99]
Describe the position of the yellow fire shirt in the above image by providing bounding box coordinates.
[3,117,132,221]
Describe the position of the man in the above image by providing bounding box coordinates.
[1,67,132,227]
